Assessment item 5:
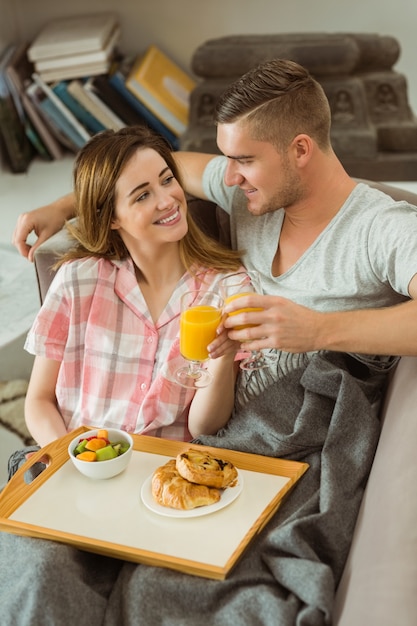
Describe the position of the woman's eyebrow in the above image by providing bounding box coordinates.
[126,167,172,198]
[127,181,148,198]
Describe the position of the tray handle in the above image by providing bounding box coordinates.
[0,427,86,518]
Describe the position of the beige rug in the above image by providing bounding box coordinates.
[0,379,36,446]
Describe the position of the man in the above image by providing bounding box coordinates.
[4,58,417,625]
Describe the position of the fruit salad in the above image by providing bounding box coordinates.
[72,429,130,462]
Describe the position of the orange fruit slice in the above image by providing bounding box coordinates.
[85,438,107,452]
[76,450,97,462]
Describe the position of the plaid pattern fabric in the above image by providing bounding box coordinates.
[25,256,228,442]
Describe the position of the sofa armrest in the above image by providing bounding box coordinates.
[334,356,417,625]
[33,226,74,304]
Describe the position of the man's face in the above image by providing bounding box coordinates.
[216,121,303,216]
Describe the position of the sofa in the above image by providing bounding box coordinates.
[33,180,417,625]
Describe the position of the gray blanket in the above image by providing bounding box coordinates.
[0,351,395,626]
[102,350,394,626]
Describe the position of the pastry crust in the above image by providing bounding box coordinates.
[176,448,238,489]
[151,459,221,510]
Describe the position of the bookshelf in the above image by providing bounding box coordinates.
[0,0,197,179]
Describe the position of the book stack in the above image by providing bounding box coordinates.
[27,13,120,83]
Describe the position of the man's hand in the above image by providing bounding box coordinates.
[218,292,417,357]
[218,293,323,354]
[12,192,75,261]
[12,208,64,261]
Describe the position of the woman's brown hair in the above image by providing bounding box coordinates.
[58,126,241,273]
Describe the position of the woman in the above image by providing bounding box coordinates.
[23,125,242,450]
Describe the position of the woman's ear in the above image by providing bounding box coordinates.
[110,218,120,231]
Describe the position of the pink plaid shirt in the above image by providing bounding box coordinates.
[25,256,229,441]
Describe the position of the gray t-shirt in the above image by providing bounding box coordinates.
[202,156,417,312]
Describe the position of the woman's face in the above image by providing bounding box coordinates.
[111,147,188,251]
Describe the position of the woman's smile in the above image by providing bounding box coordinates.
[154,208,181,226]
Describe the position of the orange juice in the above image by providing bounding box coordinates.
[225,292,262,330]
[180,305,222,361]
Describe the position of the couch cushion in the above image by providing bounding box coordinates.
[333,356,417,625]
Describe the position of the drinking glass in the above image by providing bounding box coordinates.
[220,270,277,371]
[174,290,224,389]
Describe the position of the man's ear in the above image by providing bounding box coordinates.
[290,134,312,167]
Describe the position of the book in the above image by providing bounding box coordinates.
[31,73,91,148]
[7,76,51,161]
[2,43,50,161]
[0,44,34,172]
[20,118,52,160]
[26,80,84,153]
[67,78,125,131]
[87,74,148,128]
[126,45,196,136]
[52,81,105,134]
[108,62,179,149]
[34,25,120,72]
[13,86,64,160]
[37,61,113,84]
[4,42,63,160]
[28,13,119,61]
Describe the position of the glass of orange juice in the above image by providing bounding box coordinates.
[220,271,277,371]
[174,290,224,389]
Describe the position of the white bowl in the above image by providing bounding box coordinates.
[68,428,133,480]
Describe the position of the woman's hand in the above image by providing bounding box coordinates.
[208,323,241,359]
[24,451,50,465]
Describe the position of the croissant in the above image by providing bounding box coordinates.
[176,448,238,489]
[151,460,221,510]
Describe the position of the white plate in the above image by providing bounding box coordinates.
[140,470,243,518]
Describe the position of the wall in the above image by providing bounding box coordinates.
[0,0,15,50]
[1,0,416,113]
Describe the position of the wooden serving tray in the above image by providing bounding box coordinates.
[0,427,308,580]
